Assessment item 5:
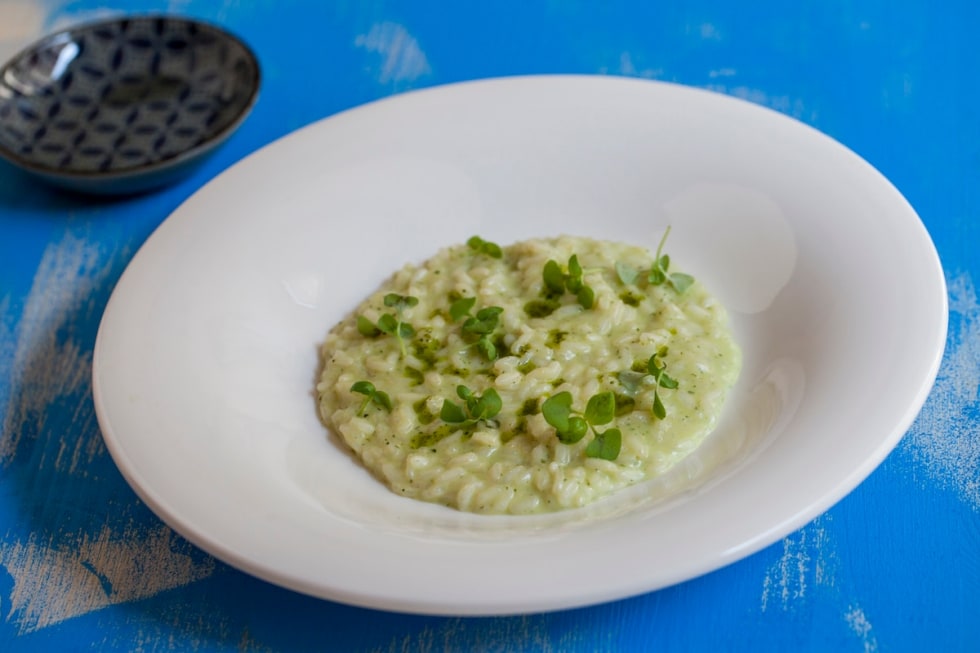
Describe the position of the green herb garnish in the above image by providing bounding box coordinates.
[528,254,595,317]
[450,298,505,361]
[585,428,622,460]
[648,227,694,293]
[440,385,503,427]
[615,261,640,286]
[350,381,392,416]
[615,347,678,419]
[449,296,477,322]
[646,347,678,419]
[357,293,419,357]
[467,235,503,259]
[617,370,647,395]
[541,390,622,460]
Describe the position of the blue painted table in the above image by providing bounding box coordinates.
[1,1,977,650]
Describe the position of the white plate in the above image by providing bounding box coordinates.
[92,75,947,615]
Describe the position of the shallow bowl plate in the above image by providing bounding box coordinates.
[92,76,947,615]
[0,14,259,194]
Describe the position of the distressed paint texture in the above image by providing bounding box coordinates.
[845,605,880,653]
[0,524,214,635]
[760,515,839,613]
[355,22,431,86]
[0,1,976,650]
[1,231,108,466]
[0,230,215,634]
[902,272,980,510]
[369,616,592,653]
[759,514,884,650]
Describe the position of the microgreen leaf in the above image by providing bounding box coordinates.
[647,227,694,293]
[463,306,502,335]
[351,381,392,415]
[467,235,503,258]
[585,428,622,460]
[450,296,476,321]
[440,385,502,428]
[653,393,667,420]
[374,391,392,411]
[454,301,503,362]
[658,372,679,389]
[351,381,375,396]
[647,267,667,285]
[538,255,596,311]
[617,370,646,396]
[542,392,573,433]
[669,272,695,293]
[357,315,381,337]
[397,322,415,338]
[360,293,418,357]
[646,348,676,420]
[561,416,589,444]
[584,391,616,426]
[543,260,566,293]
[384,293,419,310]
[477,337,497,361]
[543,391,613,447]
[566,255,584,292]
[615,261,639,285]
[473,388,502,420]
[440,399,467,423]
[376,313,398,335]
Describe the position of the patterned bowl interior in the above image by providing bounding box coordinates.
[0,16,259,176]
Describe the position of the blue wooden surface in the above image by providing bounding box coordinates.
[1,1,977,650]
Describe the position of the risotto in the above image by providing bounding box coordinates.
[316,234,741,514]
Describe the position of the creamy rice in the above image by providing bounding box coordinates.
[316,236,741,514]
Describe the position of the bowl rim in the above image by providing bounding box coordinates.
[0,13,261,183]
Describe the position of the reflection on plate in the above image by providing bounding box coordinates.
[92,75,946,615]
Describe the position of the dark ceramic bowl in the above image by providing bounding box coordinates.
[0,15,260,195]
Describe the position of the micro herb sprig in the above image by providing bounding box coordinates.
[350,381,392,416]
[467,235,503,259]
[648,226,695,293]
[646,346,679,419]
[449,297,505,361]
[525,254,595,318]
[614,261,640,286]
[357,293,418,357]
[541,391,622,461]
[440,385,503,427]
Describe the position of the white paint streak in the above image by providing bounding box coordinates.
[708,67,737,78]
[903,273,980,510]
[355,22,431,85]
[612,52,662,79]
[1,232,106,467]
[0,524,215,635]
[760,529,809,611]
[698,22,722,40]
[760,515,837,611]
[372,615,577,653]
[845,605,879,653]
[0,230,217,632]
